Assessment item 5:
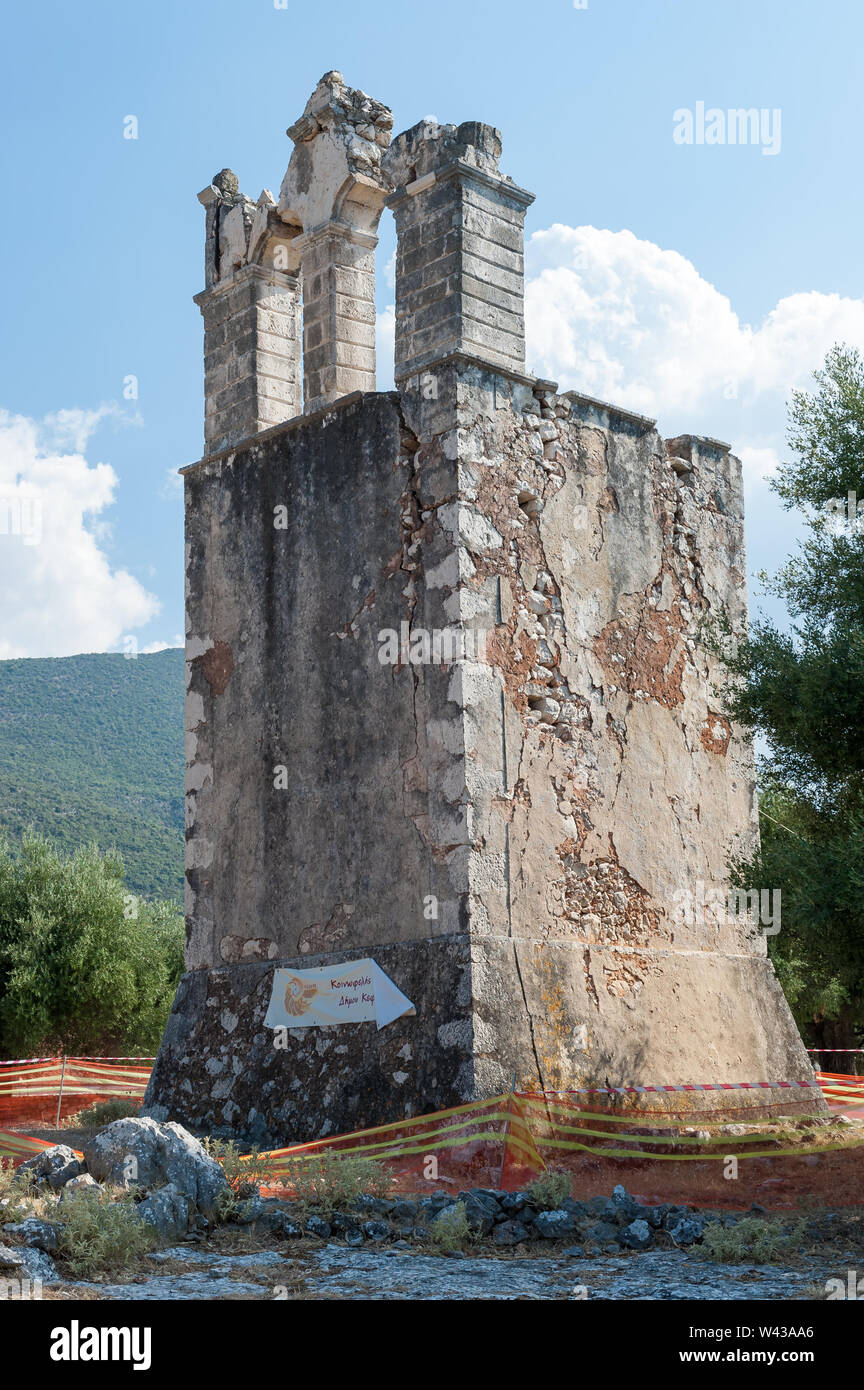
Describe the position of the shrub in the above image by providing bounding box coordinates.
[66,1098,143,1129]
[211,1185,245,1224]
[525,1170,571,1210]
[0,1158,39,1223]
[202,1137,279,1196]
[55,1188,156,1278]
[282,1150,393,1215]
[694,1216,807,1265]
[429,1201,473,1253]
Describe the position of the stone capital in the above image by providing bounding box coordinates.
[198,172,302,293]
[193,262,300,312]
[386,159,535,214]
[293,219,379,253]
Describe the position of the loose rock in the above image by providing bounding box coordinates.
[534,1209,577,1239]
[83,1117,229,1217]
[2,1218,60,1252]
[493,1219,530,1246]
[17,1145,83,1191]
[619,1218,654,1251]
[135,1183,191,1241]
[0,1241,59,1284]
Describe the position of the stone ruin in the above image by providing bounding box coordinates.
[144,72,821,1144]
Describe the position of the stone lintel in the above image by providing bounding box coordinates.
[666,432,732,460]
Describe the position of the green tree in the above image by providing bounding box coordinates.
[0,835,183,1057]
[716,345,864,1064]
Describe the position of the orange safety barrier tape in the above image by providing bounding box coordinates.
[3,1069,862,1193]
[0,1128,83,1162]
[239,1077,864,1187]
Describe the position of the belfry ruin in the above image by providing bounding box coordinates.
[145,72,821,1143]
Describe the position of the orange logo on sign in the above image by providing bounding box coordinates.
[283,975,319,1017]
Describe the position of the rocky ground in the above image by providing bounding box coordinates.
[2,1116,861,1301]
[36,1242,848,1302]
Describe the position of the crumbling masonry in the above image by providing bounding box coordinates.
[145,73,821,1144]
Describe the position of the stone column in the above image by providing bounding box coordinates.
[277,72,392,415]
[384,122,535,381]
[294,223,377,413]
[195,171,302,455]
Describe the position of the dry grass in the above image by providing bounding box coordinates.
[280,1151,394,1216]
[428,1200,476,1253]
[693,1216,808,1265]
[202,1137,282,1197]
[0,1157,33,1222]
[32,1286,107,1301]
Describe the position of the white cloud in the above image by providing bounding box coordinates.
[39,404,128,454]
[0,407,159,659]
[519,227,864,549]
[160,465,184,500]
[376,304,396,391]
[524,225,864,427]
[140,635,183,654]
[525,226,740,413]
[376,223,864,506]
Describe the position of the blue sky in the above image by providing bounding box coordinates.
[2,0,863,656]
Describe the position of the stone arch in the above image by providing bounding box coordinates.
[276,72,393,415]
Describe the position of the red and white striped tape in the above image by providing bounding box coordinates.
[807,1048,864,1054]
[71,1056,156,1063]
[0,1055,155,1066]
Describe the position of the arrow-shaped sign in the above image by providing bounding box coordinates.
[265,958,416,1032]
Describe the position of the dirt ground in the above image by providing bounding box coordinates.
[19,1125,95,1151]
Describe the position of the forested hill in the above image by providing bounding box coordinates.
[0,649,184,901]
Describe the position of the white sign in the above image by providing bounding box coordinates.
[265,958,416,1032]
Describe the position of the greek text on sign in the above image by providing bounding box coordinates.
[265,959,416,1031]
